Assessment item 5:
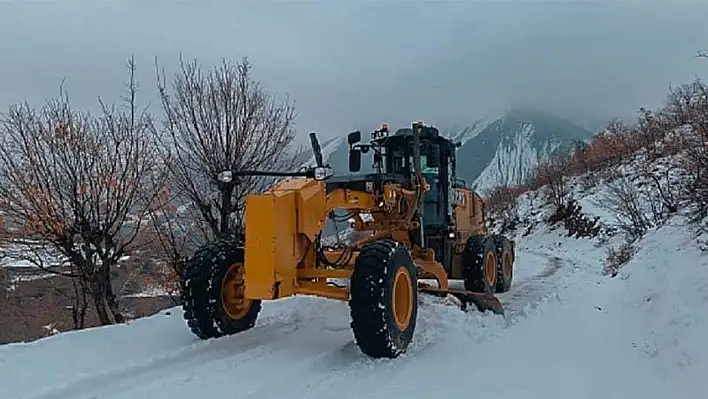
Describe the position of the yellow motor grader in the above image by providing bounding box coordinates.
[180,121,515,358]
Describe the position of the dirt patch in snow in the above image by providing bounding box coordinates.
[0,266,175,344]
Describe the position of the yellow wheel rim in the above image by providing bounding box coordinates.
[485,252,497,287]
[503,251,512,281]
[221,263,252,319]
[392,267,414,330]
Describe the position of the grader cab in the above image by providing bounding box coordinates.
[180,121,515,359]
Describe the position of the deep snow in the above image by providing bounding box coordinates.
[2,154,708,398]
[1,214,706,398]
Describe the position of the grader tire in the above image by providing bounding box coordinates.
[349,238,418,358]
[181,239,261,339]
[461,235,497,294]
[492,235,514,293]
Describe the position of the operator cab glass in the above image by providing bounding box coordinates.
[375,128,453,232]
[346,124,459,239]
[420,155,438,174]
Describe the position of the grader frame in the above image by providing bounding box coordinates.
[180,121,514,359]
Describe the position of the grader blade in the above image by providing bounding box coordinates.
[418,285,505,316]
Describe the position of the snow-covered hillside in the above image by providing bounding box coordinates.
[471,119,560,190]
[2,155,707,398]
[455,107,593,192]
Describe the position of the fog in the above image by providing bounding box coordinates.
[1,0,707,144]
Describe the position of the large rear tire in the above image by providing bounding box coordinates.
[349,238,418,358]
[461,235,497,293]
[492,235,514,293]
[181,239,262,339]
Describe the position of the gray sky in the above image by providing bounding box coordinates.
[1,0,707,145]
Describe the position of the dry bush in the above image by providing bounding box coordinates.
[531,151,571,208]
[146,197,203,280]
[603,177,651,240]
[604,241,634,277]
[546,199,602,238]
[663,79,708,227]
[580,120,643,172]
[640,162,680,224]
[483,184,526,233]
[634,107,669,160]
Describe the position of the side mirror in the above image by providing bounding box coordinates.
[349,148,362,172]
[348,131,361,145]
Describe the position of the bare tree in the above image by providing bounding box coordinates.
[664,79,708,226]
[154,56,301,247]
[603,177,651,240]
[533,151,570,208]
[0,58,167,326]
[145,189,204,291]
[483,183,521,233]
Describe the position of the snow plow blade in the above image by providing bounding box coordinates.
[418,285,505,316]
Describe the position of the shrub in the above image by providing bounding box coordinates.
[603,177,652,240]
[604,241,635,277]
[546,199,602,238]
[483,184,526,233]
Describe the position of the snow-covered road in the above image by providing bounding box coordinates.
[2,221,707,399]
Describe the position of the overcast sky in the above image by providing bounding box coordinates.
[1,0,707,144]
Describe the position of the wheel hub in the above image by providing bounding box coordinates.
[392,268,413,330]
[503,252,512,280]
[485,252,496,287]
[221,263,252,319]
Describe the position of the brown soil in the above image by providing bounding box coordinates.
[0,263,177,345]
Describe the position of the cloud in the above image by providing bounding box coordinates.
[0,0,707,143]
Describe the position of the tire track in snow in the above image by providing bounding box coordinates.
[24,314,304,399]
[259,249,575,399]
[497,251,567,323]
[23,251,574,399]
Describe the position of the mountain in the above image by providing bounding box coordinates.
[455,107,594,192]
[312,108,594,193]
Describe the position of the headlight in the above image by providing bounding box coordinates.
[313,166,333,180]
[217,170,233,183]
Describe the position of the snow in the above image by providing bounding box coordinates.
[2,152,708,398]
[452,106,510,146]
[7,273,57,283]
[452,117,494,145]
[473,121,564,192]
[123,284,171,298]
[1,212,705,398]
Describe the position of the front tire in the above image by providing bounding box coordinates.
[349,238,418,358]
[181,239,262,339]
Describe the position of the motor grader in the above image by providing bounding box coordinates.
[180,121,515,359]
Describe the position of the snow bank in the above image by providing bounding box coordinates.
[1,214,706,398]
[2,148,708,398]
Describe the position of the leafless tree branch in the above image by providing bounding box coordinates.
[153,56,301,247]
[0,57,168,326]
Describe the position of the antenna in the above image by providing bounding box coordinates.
[309,132,324,167]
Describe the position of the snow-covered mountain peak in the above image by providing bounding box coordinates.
[454,107,593,192]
